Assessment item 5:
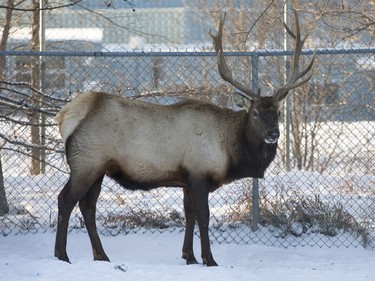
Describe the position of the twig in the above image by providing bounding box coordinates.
[236,0,276,47]
[0,0,82,12]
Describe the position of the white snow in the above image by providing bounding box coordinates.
[0,231,374,281]
[10,27,103,42]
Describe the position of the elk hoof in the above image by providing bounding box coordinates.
[94,254,110,262]
[202,255,218,266]
[55,251,71,264]
[182,253,198,265]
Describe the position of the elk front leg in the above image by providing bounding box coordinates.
[189,179,218,266]
[182,187,198,264]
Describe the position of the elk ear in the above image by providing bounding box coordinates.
[233,92,252,111]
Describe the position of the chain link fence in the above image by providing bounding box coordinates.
[0,48,374,248]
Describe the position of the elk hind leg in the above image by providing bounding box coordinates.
[78,175,109,261]
[55,177,83,263]
[181,187,198,264]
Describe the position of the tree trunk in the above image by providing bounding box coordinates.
[29,0,43,175]
[0,156,9,216]
[0,0,15,215]
[0,0,14,56]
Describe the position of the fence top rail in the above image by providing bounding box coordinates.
[0,47,374,58]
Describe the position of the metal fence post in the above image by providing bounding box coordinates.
[285,60,291,172]
[251,54,259,231]
[284,0,292,172]
[39,0,46,173]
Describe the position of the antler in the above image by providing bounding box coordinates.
[275,9,316,101]
[209,12,260,101]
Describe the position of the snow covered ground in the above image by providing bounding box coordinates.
[1,231,374,281]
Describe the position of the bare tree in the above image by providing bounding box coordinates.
[185,0,283,49]
[0,154,8,215]
[0,0,16,215]
[28,0,43,175]
[313,0,375,45]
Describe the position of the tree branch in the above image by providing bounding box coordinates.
[0,0,83,12]
[236,0,276,47]
[0,132,63,153]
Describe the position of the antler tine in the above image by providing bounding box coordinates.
[276,8,316,101]
[209,12,259,101]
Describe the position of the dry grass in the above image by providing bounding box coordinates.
[225,188,371,246]
[98,209,184,233]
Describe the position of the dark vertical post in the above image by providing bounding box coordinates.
[284,0,292,172]
[0,156,9,216]
[39,0,46,173]
[251,55,259,231]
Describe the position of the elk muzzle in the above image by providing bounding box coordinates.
[265,128,280,144]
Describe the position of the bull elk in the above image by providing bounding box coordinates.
[54,9,315,266]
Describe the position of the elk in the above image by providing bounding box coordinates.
[54,10,315,266]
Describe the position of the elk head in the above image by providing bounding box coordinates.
[209,9,315,145]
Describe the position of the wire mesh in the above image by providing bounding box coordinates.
[0,48,374,248]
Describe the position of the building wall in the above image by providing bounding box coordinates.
[46,7,187,48]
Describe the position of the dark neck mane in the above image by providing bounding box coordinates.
[226,122,278,181]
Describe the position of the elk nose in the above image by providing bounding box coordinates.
[268,128,280,139]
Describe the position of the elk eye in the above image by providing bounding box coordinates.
[253,110,259,118]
